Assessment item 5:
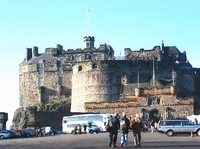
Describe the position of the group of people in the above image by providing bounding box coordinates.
[107,112,144,148]
[73,124,83,135]
[73,123,88,135]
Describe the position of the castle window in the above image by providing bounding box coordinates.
[49,60,55,65]
[38,67,43,74]
[85,54,91,59]
[148,95,160,106]
[76,56,81,62]
[60,58,64,64]
[92,55,97,60]
[58,67,63,75]
[68,55,74,61]
[92,63,97,69]
[39,78,43,86]
[58,77,62,85]
[78,66,82,71]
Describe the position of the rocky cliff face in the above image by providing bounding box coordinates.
[11,101,70,129]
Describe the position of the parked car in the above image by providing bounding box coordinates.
[0,130,11,139]
[12,130,21,138]
[14,130,25,137]
[45,126,55,135]
[157,119,200,136]
[22,130,35,137]
[88,124,101,134]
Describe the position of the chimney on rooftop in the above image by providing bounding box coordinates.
[26,48,32,61]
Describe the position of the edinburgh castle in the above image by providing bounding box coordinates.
[11,36,200,130]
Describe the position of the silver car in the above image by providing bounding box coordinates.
[157,119,200,136]
[0,130,11,139]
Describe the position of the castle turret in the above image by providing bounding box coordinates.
[84,36,95,48]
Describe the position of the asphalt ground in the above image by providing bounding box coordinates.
[0,131,200,149]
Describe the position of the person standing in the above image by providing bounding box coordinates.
[83,123,87,134]
[107,113,120,148]
[154,121,158,132]
[130,114,144,147]
[194,118,198,124]
[73,125,78,135]
[120,112,130,147]
[77,124,82,134]
[151,119,155,133]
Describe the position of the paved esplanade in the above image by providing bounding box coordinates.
[1,132,200,149]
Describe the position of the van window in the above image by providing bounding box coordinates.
[166,121,172,125]
[160,121,173,126]
[173,121,181,125]
[182,121,192,125]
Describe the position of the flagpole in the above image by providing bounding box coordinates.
[87,6,90,36]
[138,71,140,88]
[153,56,155,87]
[172,69,174,86]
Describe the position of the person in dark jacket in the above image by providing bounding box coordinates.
[107,113,120,148]
[120,112,130,147]
[130,114,144,147]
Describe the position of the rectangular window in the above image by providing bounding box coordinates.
[76,56,81,62]
[68,55,74,61]
[85,54,91,59]
[39,78,43,86]
[58,77,62,85]
[39,67,43,74]
[92,55,97,60]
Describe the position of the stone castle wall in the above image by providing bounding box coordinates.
[71,60,194,112]
[19,62,72,108]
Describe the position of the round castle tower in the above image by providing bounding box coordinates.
[71,61,131,112]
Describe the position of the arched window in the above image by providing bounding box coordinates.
[78,66,82,71]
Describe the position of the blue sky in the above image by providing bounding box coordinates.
[1,0,200,128]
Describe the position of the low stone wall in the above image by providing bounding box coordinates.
[85,104,193,121]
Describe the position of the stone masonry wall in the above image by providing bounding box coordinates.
[71,60,194,112]
[85,104,193,121]
[19,62,72,108]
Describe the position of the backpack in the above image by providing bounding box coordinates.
[120,119,127,130]
[106,118,114,132]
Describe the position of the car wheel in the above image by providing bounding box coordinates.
[166,130,173,137]
[96,131,100,134]
[71,130,74,134]
[89,130,94,134]
[196,129,200,136]
[0,135,4,139]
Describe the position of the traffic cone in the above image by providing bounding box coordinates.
[190,131,194,137]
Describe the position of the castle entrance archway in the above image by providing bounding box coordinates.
[149,108,161,122]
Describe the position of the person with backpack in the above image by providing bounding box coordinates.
[107,113,120,148]
[120,112,130,147]
[129,114,144,147]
